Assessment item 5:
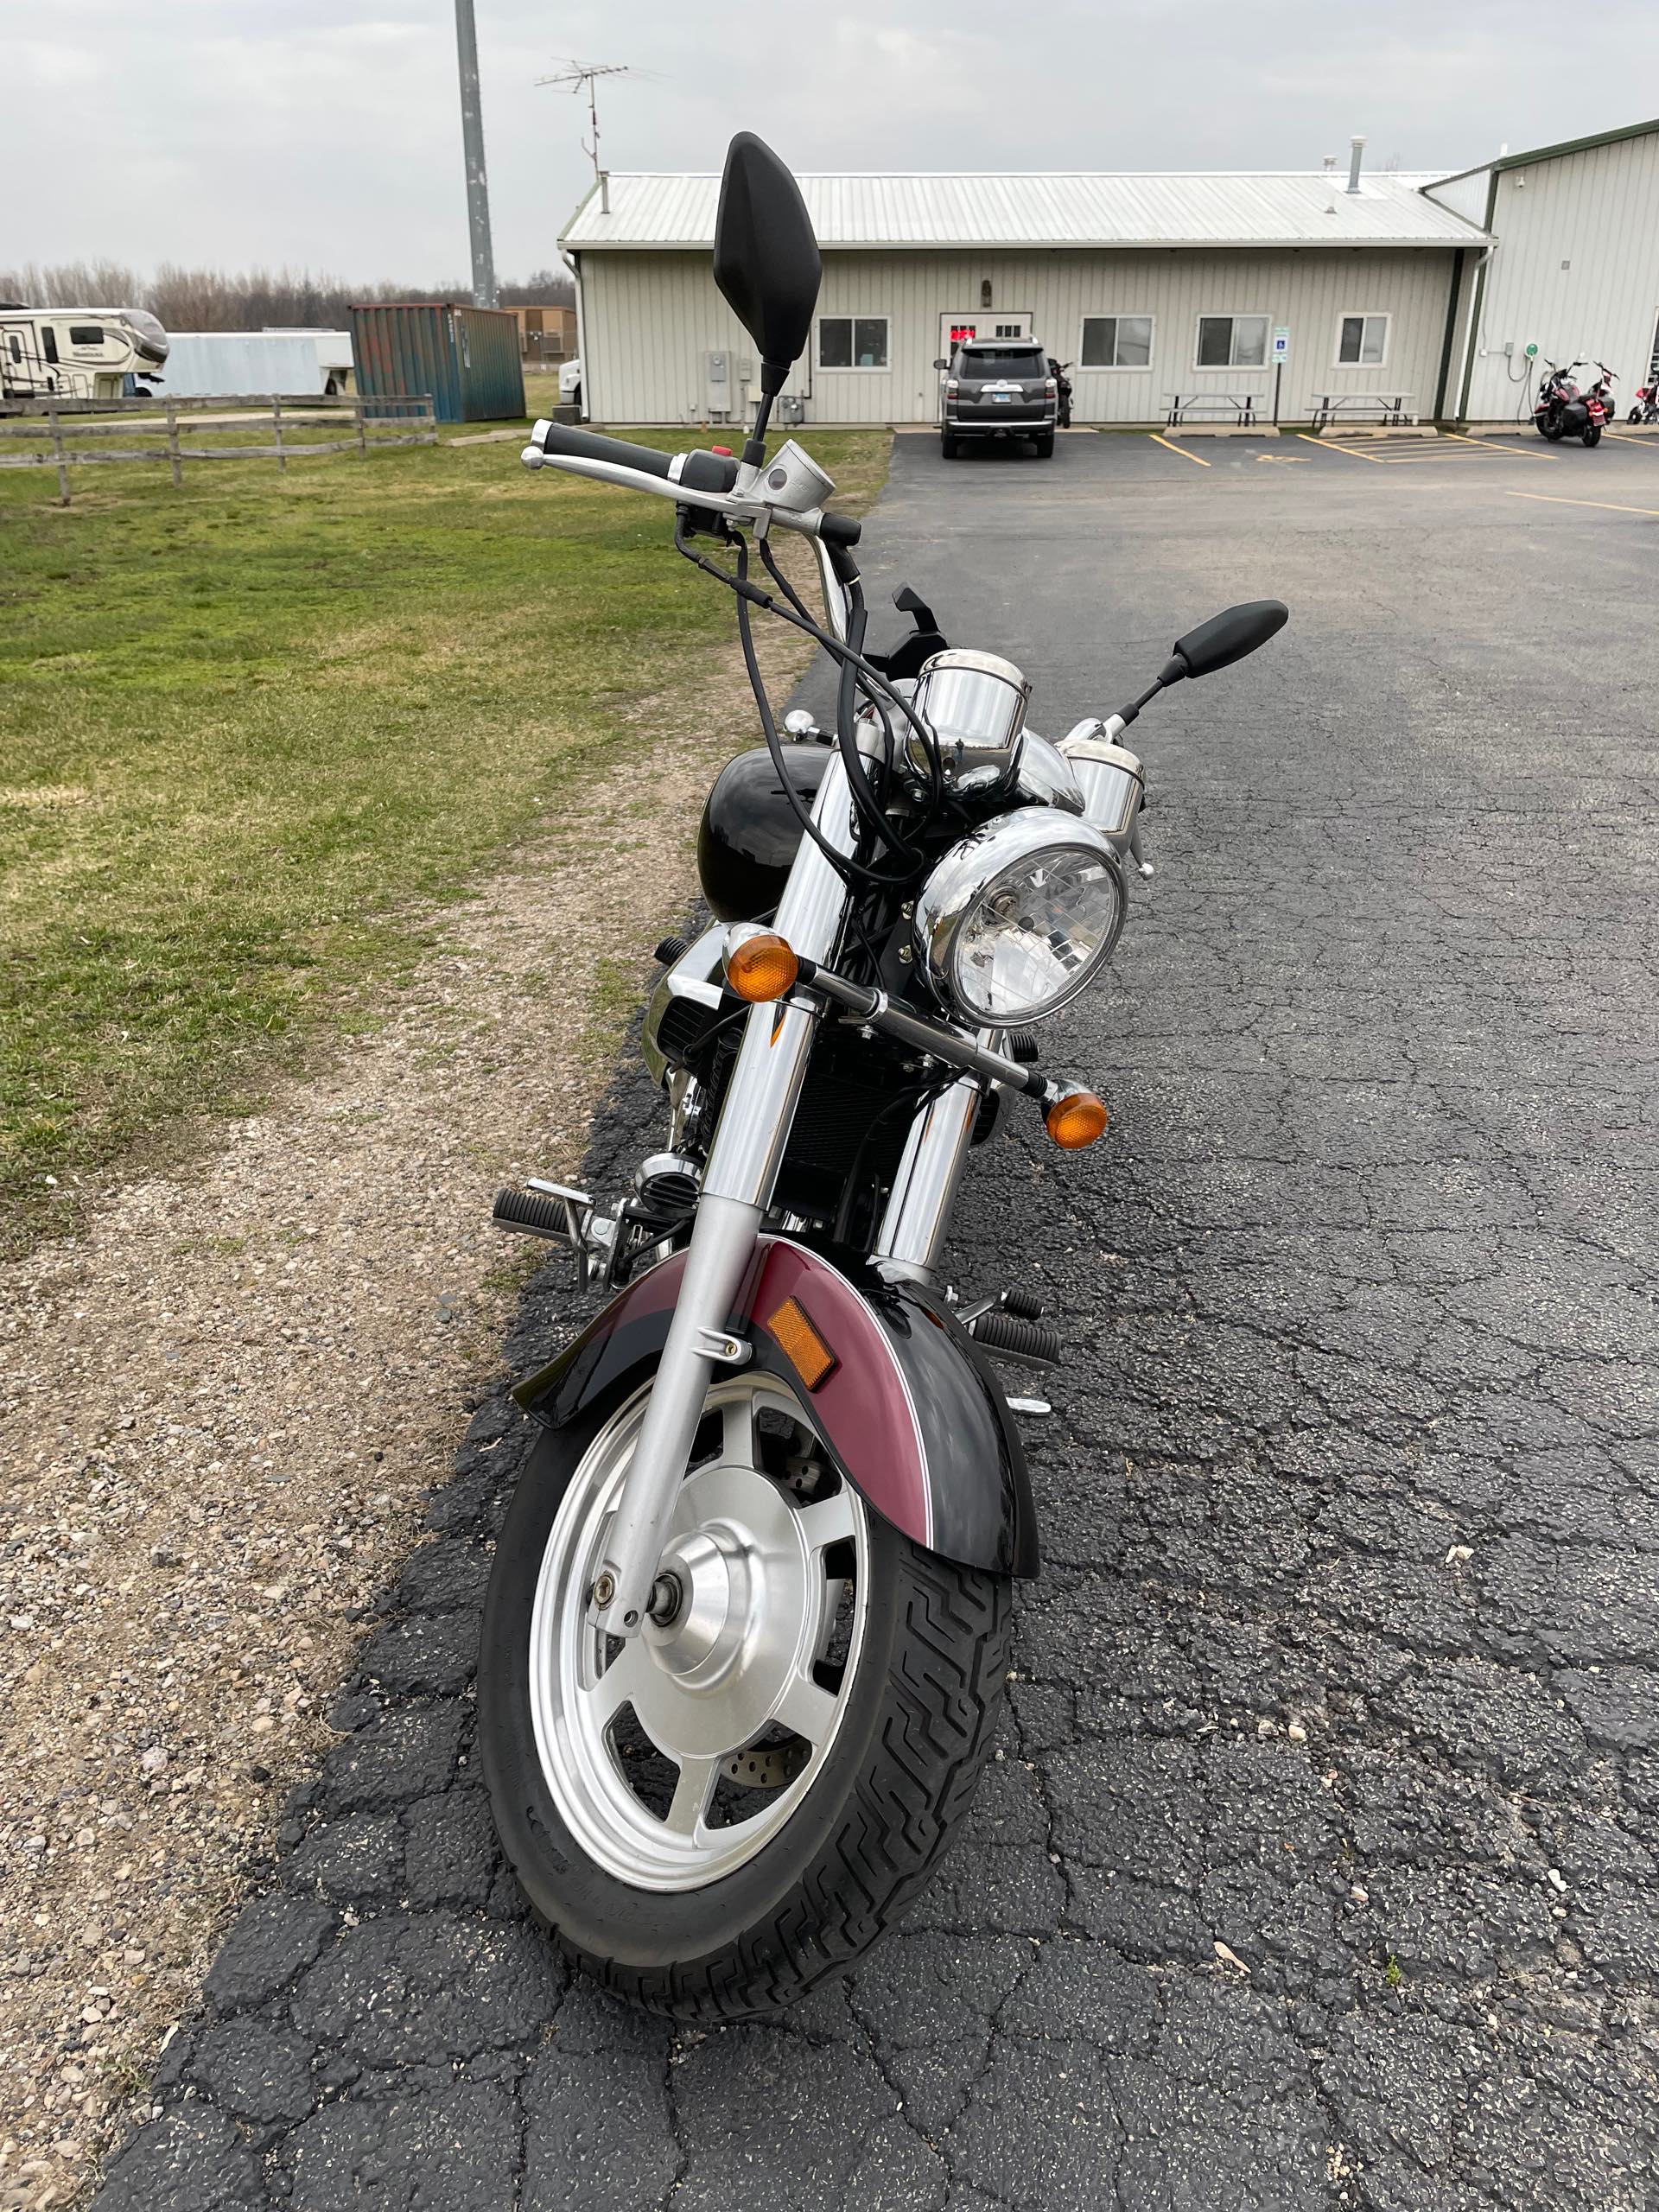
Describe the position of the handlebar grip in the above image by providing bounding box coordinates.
[819,512,861,549]
[537,423,673,478]
[535,421,740,496]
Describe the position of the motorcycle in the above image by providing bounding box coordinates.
[1533,357,1606,445]
[1047,355,1074,429]
[1627,375,1658,426]
[1583,362,1617,442]
[479,130,1287,2019]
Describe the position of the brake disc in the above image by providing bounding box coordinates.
[721,1738,810,1790]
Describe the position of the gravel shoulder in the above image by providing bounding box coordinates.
[0,613,813,2212]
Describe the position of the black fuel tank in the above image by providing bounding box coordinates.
[696,744,830,922]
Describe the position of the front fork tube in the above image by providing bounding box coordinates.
[591,749,860,1634]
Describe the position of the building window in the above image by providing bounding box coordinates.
[1196,314,1268,370]
[817,316,889,370]
[1080,315,1154,369]
[67,325,105,346]
[1336,313,1390,367]
[41,327,59,364]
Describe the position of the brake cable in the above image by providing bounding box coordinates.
[676,516,944,889]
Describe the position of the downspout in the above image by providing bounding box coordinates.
[570,250,588,422]
[1455,169,1502,423]
[1432,247,1465,422]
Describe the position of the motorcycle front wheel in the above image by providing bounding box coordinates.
[479,1365,1012,2020]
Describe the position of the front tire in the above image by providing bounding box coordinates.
[480,1368,1012,2022]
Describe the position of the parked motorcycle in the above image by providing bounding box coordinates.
[1583,362,1618,442]
[1627,375,1659,425]
[480,130,1287,2020]
[1047,356,1075,429]
[1534,358,1606,445]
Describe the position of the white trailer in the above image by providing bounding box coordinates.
[156,331,353,399]
[0,304,169,406]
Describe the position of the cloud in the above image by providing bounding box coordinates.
[4,0,1657,280]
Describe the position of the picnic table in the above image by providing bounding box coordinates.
[1163,391,1261,428]
[1311,391,1418,428]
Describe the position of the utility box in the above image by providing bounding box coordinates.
[349,302,524,423]
[777,392,806,426]
[705,348,732,421]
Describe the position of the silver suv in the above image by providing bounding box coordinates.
[938,340,1057,459]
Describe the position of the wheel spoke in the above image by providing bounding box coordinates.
[664,1754,719,1837]
[721,1394,756,1469]
[584,1637,654,1725]
[775,1670,839,1747]
[796,1484,858,1553]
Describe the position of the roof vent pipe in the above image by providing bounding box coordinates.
[1346,135,1366,194]
[599,168,610,214]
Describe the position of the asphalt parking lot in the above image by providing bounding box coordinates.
[99,425,1659,2210]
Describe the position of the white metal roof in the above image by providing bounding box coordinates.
[562,171,1484,252]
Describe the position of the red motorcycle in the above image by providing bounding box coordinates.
[1628,376,1659,426]
[1533,358,1605,445]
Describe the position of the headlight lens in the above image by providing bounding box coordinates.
[914,808,1126,1025]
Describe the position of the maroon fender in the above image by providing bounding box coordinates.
[512,1235,1039,1577]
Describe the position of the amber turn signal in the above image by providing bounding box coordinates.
[1045,1089,1109,1149]
[725,931,799,1002]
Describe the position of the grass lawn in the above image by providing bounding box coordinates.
[0,424,891,1253]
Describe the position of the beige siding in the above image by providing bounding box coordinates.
[577,245,1463,427]
[1455,131,1659,421]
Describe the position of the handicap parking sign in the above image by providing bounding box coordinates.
[1273,326,1291,360]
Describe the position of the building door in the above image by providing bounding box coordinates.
[939,310,1032,363]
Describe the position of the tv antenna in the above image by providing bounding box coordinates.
[536,60,638,186]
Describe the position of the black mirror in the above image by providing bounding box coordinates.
[714,133,820,388]
[1168,599,1288,681]
[932,357,948,370]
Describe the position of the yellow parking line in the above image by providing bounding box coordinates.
[1605,429,1659,451]
[1295,433,1388,465]
[1507,488,1659,519]
[1148,432,1211,467]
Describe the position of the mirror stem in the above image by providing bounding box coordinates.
[743,359,791,467]
[1116,660,1186,730]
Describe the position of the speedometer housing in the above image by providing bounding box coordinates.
[912,807,1126,1026]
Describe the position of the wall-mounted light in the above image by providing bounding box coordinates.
[981,280,993,309]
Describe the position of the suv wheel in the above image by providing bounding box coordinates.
[941,432,958,460]
[1033,432,1055,459]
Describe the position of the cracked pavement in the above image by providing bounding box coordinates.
[97,430,1659,2209]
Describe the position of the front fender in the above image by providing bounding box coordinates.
[512,1235,1039,1578]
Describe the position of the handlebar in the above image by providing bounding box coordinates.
[534,421,741,496]
[524,418,861,549]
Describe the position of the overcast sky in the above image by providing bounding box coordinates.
[9,0,1657,282]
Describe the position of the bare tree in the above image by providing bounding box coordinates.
[1,261,568,326]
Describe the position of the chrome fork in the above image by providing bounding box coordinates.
[592,548,857,1636]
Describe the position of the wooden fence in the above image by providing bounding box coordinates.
[0,393,439,503]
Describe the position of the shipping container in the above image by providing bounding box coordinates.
[348,302,524,423]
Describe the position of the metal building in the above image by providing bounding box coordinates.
[558,118,1659,430]
[1425,118,1659,424]
[561,162,1484,429]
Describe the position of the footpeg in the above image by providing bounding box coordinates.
[968,1308,1063,1368]
[493,1181,616,1285]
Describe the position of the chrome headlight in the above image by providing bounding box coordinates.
[913,808,1126,1025]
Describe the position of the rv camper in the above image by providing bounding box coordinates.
[0,305,169,408]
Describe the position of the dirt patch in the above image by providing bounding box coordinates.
[0,614,815,2210]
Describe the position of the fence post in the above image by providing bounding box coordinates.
[272,392,285,474]
[48,406,69,505]
[355,396,367,458]
[165,399,182,488]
